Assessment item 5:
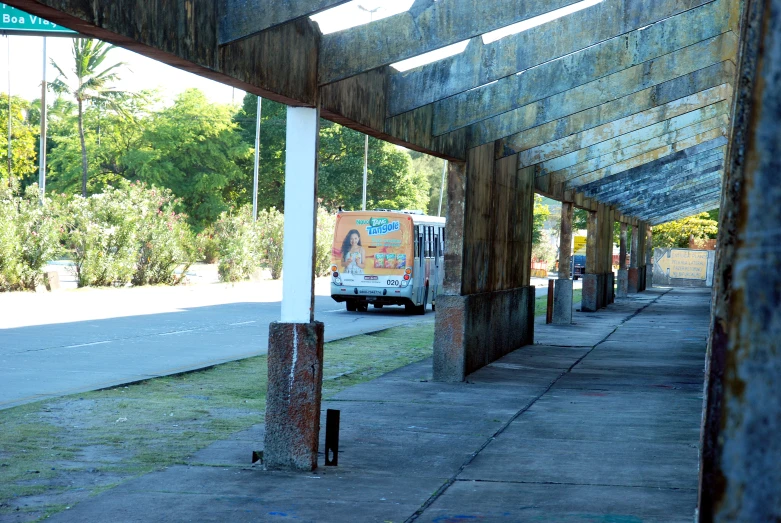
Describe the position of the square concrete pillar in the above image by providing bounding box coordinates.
[617,269,629,297]
[608,272,615,304]
[264,321,324,471]
[553,278,573,324]
[628,268,640,294]
[581,274,599,312]
[434,287,535,382]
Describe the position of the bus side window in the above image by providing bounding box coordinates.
[413,226,419,258]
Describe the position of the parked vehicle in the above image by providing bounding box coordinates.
[572,254,586,280]
[330,210,445,314]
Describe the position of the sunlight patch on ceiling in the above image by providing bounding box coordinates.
[311,0,414,35]
[482,0,605,44]
[391,40,470,72]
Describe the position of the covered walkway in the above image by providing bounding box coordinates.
[48,288,710,522]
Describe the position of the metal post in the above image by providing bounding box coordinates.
[6,36,11,188]
[252,96,262,221]
[38,37,47,203]
[546,279,554,324]
[437,160,447,217]
[361,134,368,211]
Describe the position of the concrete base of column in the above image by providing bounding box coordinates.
[646,264,653,289]
[582,274,599,312]
[628,268,640,294]
[264,321,324,471]
[553,279,573,324]
[434,286,535,382]
[617,269,629,298]
[608,272,615,304]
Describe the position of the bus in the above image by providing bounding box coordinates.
[329,210,445,314]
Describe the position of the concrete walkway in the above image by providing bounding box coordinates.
[48,287,709,522]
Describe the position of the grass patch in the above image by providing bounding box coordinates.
[0,320,434,521]
[534,288,583,316]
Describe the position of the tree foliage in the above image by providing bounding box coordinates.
[124,89,252,230]
[0,95,39,190]
[652,212,718,248]
[50,39,129,196]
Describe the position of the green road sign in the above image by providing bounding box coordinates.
[1,3,76,35]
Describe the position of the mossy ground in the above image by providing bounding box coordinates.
[1,290,570,522]
[0,320,434,522]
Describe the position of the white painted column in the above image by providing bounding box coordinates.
[280,106,319,323]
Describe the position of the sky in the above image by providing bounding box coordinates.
[1,0,599,106]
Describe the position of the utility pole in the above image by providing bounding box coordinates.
[438,160,447,217]
[357,3,381,212]
[6,36,11,189]
[252,96,262,221]
[39,37,48,203]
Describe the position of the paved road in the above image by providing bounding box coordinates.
[0,279,433,409]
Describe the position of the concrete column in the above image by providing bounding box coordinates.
[582,210,599,312]
[617,223,629,298]
[434,145,535,382]
[699,1,781,518]
[645,226,653,289]
[264,107,324,471]
[553,202,573,324]
[628,224,640,293]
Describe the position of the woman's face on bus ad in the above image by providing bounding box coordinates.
[349,233,360,247]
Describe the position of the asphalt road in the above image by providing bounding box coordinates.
[0,279,434,410]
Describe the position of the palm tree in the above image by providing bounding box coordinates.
[50,39,126,197]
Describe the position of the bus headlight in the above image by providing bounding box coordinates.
[334,277,342,285]
[401,278,410,288]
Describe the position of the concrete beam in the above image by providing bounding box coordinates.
[219,0,349,44]
[431,0,731,135]
[593,163,724,207]
[617,177,722,215]
[461,33,737,152]
[318,0,584,85]
[557,127,727,188]
[536,106,729,174]
[498,64,733,159]
[561,133,728,188]
[540,114,727,184]
[651,198,721,224]
[641,189,723,222]
[580,146,725,198]
[387,0,728,115]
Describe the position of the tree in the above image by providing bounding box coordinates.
[123,89,252,230]
[50,38,128,197]
[652,212,718,248]
[0,95,38,191]
[318,122,429,211]
[408,150,447,216]
[532,194,550,247]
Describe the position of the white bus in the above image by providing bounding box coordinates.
[329,210,445,314]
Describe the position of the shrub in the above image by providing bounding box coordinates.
[129,183,197,286]
[63,186,140,287]
[257,207,284,280]
[315,207,336,277]
[195,226,220,264]
[0,186,62,291]
[213,206,263,282]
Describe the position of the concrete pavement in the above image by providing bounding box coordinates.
[45,287,709,522]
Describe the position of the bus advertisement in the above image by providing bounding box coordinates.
[330,211,444,314]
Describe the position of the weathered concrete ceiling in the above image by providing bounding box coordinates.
[5,0,741,224]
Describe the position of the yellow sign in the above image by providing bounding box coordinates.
[573,236,587,255]
[657,249,709,280]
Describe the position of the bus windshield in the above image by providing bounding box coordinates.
[332,212,414,287]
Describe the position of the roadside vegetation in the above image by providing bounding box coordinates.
[1,39,559,293]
